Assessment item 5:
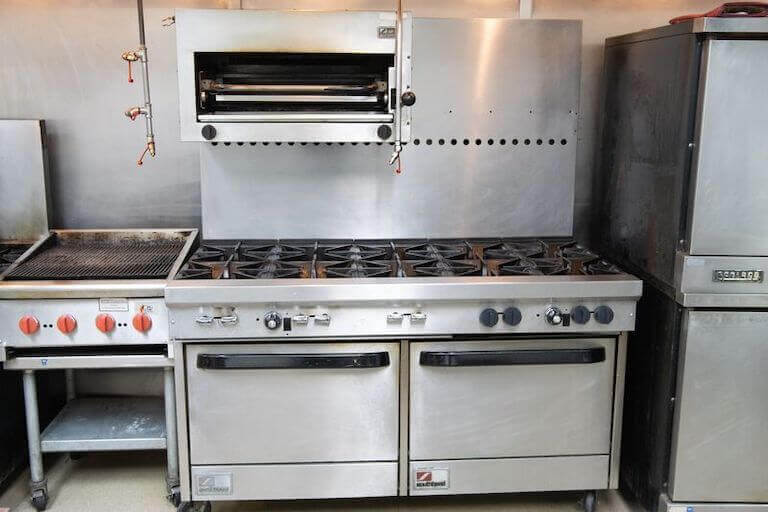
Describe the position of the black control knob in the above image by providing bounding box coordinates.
[264,311,282,330]
[594,306,615,325]
[377,124,392,140]
[201,124,217,141]
[545,306,563,326]
[479,308,499,327]
[401,91,416,106]
[502,307,522,326]
[571,305,591,325]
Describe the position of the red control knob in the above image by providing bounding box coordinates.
[95,313,116,333]
[18,315,40,335]
[57,314,77,334]
[132,313,152,333]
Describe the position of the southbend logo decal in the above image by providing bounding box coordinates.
[414,468,449,489]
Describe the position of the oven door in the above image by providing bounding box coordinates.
[409,338,616,495]
[185,342,399,500]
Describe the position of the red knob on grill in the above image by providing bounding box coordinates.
[95,313,116,333]
[18,315,40,335]
[132,313,152,333]
[57,314,77,334]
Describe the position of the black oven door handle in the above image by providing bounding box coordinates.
[419,347,606,367]
[197,352,390,370]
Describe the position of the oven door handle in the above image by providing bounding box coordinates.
[196,352,390,370]
[419,347,606,367]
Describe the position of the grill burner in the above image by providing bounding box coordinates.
[497,257,570,276]
[0,244,31,274]
[4,238,185,281]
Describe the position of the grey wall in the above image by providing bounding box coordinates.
[1,0,712,241]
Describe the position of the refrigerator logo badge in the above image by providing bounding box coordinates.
[196,473,233,496]
[712,269,763,283]
[414,468,449,489]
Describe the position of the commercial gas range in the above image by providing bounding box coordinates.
[167,238,641,511]
[0,229,197,511]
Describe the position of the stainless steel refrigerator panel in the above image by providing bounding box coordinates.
[688,40,768,256]
[409,339,616,460]
[186,343,399,465]
[0,120,51,242]
[408,456,609,496]
[676,254,768,307]
[669,311,768,502]
[191,462,397,500]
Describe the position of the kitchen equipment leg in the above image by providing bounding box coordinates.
[583,490,597,512]
[23,370,48,511]
[164,367,181,505]
[65,369,76,401]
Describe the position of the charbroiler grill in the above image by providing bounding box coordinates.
[0,229,197,511]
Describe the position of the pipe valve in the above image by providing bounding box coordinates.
[121,50,141,83]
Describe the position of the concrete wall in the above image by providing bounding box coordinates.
[1,0,712,241]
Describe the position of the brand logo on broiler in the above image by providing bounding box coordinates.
[713,269,764,283]
[414,468,449,489]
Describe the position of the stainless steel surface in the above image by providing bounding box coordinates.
[3,354,172,370]
[409,339,616,460]
[214,95,380,103]
[408,456,609,496]
[669,311,768,502]
[39,397,166,452]
[22,370,44,484]
[676,254,768,307]
[197,113,394,123]
[173,345,192,502]
[687,40,768,256]
[0,298,169,347]
[608,332,628,490]
[185,342,399,465]
[0,120,51,242]
[176,9,411,143]
[398,339,410,497]
[190,463,398,500]
[163,367,179,489]
[607,18,768,47]
[659,493,768,512]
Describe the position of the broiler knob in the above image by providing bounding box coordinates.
[57,314,77,334]
[479,308,499,327]
[132,313,152,332]
[19,315,40,335]
[95,313,116,333]
[264,311,282,330]
[545,306,563,326]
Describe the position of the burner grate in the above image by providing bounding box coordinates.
[4,239,185,281]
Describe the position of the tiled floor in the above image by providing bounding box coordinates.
[0,453,643,512]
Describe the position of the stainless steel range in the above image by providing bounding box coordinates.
[0,229,197,511]
[167,238,641,511]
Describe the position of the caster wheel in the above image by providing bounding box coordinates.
[168,487,181,507]
[177,502,193,512]
[583,490,597,512]
[31,490,48,511]
[200,501,212,512]
[69,452,85,461]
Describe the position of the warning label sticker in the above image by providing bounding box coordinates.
[413,468,449,490]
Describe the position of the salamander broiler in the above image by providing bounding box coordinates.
[166,9,642,512]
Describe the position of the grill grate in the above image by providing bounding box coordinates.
[4,240,185,281]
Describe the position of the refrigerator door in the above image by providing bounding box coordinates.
[669,311,768,501]
[688,39,768,256]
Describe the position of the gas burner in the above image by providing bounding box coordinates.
[318,260,395,278]
[240,243,311,262]
[320,244,392,262]
[402,242,470,261]
[232,261,309,279]
[176,261,227,280]
[481,240,546,259]
[407,259,482,277]
[190,244,235,262]
[497,257,570,276]
[584,260,623,275]
[559,244,598,260]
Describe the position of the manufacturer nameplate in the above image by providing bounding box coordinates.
[378,26,396,39]
[196,472,232,496]
[414,468,449,490]
[712,270,763,283]
[99,297,129,312]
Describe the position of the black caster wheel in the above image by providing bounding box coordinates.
[583,490,597,512]
[168,487,181,507]
[177,502,193,512]
[69,452,85,461]
[199,501,212,512]
[31,489,48,511]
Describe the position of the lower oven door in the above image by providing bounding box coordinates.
[185,342,399,500]
[409,338,616,495]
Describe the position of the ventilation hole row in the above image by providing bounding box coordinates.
[413,138,568,147]
[210,138,569,147]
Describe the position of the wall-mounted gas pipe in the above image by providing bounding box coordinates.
[122,0,155,166]
[388,0,405,174]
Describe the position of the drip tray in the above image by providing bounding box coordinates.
[41,397,167,452]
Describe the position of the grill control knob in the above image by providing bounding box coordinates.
[264,312,282,330]
[95,313,116,333]
[57,315,77,334]
[594,305,615,325]
[545,306,563,326]
[132,313,152,332]
[571,306,591,325]
[480,308,499,327]
[19,315,40,335]
[502,307,522,326]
